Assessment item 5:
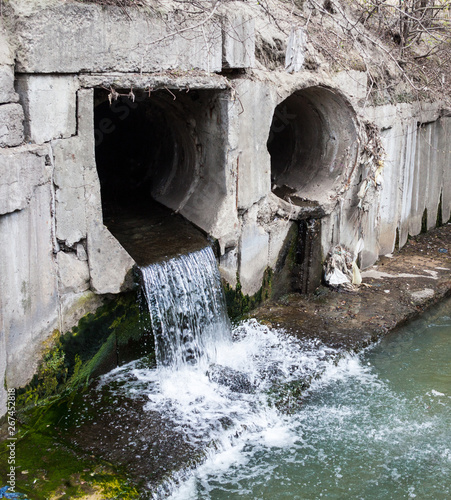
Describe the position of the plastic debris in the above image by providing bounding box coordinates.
[324,241,363,290]
[352,261,362,286]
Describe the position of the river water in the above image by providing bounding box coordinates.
[163,297,451,500]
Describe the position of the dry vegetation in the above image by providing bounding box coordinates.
[251,0,451,106]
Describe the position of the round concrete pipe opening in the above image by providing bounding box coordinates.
[94,89,197,216]
[267,86,359,207]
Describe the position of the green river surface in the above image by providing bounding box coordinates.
[171,297,451,500]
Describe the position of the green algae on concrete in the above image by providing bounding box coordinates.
[15,290,153,409]
[0,390,141,499]
[223,268,273,321]
[223,222,317,321]
[0,350,203,499]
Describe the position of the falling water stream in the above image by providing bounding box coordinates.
[101,247,450,498]
[139,247,231,370]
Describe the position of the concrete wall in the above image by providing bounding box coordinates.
[0,2,450,416]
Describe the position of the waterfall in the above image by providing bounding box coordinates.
[140,246,231,369]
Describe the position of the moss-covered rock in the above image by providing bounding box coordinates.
[266,379,308,414]
[15,290,153,410]
[0,391,141,499]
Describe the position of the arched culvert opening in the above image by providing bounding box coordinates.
[93,88,214,265]
[267,86,359,210]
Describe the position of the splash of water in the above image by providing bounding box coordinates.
[130,246,342,496]
[140,246,231,369]
[97,253,451,499]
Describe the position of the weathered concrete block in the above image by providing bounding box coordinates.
[371,103,448,255]
[17,75,78,143]
[397,120,417,247]
[420,120,444,230]
[413,101,442,124]
[0,103,24,147]
[406,123,426,239]
[268,220,292,269]
[219,247,238,288]
[57,250,90,294]
[76,242,88,261]
[378,124,403,255]
[332,70,367,102]
[53,137,85,190]
[285,28,306,73]
[0,66,19,104]
[86,220,135,294]
[0,184,59,388]
[53,136,88,246]
[441,117,451,223]
[52,89,94,248]
[360,202,380,269]
[14,4,222,74]
[173,89,239,239]
[239,207,269,295]
[365,104,399,130]
[55,186,86,247]
[0,19,13,66]
[233,80,273,210]
[74,90,135,293]
[0,144,51,215]
[222,10,255,69]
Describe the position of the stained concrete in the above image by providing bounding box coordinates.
[17,75,78,143]
[56,251,90,295]
[0,145,51,215]
[12,1,255,75]
[0,184,58,389]
[0,103,24,147]
[234,79,274,210]
[13,3,222,74]
[0,66,19,105]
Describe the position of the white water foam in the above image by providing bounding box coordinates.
[98,319,345,497]
[107,247,450,499]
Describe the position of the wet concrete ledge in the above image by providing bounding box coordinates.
[254,223,451,351]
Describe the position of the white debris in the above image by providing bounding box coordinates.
[410,289,435,303]
[324,244,362,289]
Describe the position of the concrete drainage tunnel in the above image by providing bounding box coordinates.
[94,88,218,265]
[93,85,359,283]
[268,86,359,206]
